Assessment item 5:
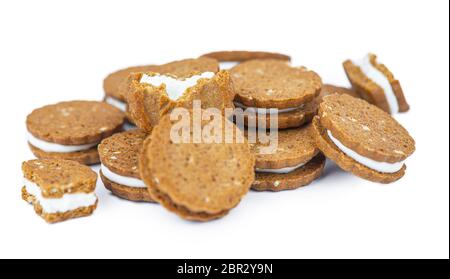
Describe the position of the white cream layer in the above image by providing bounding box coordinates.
[256,160,307,174]
[140,72,215,100]
[234,102,303,114]
[24,179,97,214]
[123,122,137,131]
[352,54,399,114]
[219,61,239,70]
[105,96,127,112]
[101,164,146,188]
[27,131,98,153]
[327,130,405,173]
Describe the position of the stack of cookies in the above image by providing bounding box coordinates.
[22,50,415,223]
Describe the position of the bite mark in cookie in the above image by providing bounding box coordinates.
[127,69,234,132]
[21,159,98,223]
[140,72,215,101]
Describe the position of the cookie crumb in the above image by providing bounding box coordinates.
[255,69,264,75]
[266,89,275,95]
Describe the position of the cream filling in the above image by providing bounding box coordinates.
[219,61,240,70]
[105,96,127,112]
[101,164,146,188]
[123,122,137,131]
[234,102,303,114]
[327,130,405,173]
[140,72,215,100]
[256,160,307,174]
[23,179,97,214]
[27,131,98,153]
[352,55,399,114]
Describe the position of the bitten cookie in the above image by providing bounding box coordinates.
[200,50,291,70]
[21,159,98,223]
[98,129,154,202]
[312,94,415,183]
[139,110,255,221]
[126,58,234,132]
[231,59,322,129]
[248,124,325,191]
[26,101,125,165]
[343,53,409,114]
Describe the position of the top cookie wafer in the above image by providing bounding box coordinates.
[153,57,219,77]
[201,50,290,62]
[139,110,255,221]
[98,129,147,179]
[230,59,322,109]
[247,124,319,169]
[318,94,415,163]
[26,101,125,145]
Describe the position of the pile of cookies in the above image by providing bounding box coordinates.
[22,50,415,223]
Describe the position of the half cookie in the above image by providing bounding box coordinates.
[139,110,255,221]
[26,101,125,165]
[312,94,415,183]
[126,58,233,132]
[22,159,98,223]
[248,124,325,191]
[98,129,153,202]
[231,59,322,129]
[200,50,291,70]
[343,53,409,114]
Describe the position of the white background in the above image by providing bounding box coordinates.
[0,0,448,259]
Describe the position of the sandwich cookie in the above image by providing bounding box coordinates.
[201,50,291,70]
[126,58,234,132]
[98,129,153,202]
[139,110,255,221]
[22,159,98,223]
[26,101,125,165]
[343,53,409,114]
[248,124,325,191]
[231,59,322,129]
[312,94,415,183]
[321,84,360,99]
[104,65,157,112]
